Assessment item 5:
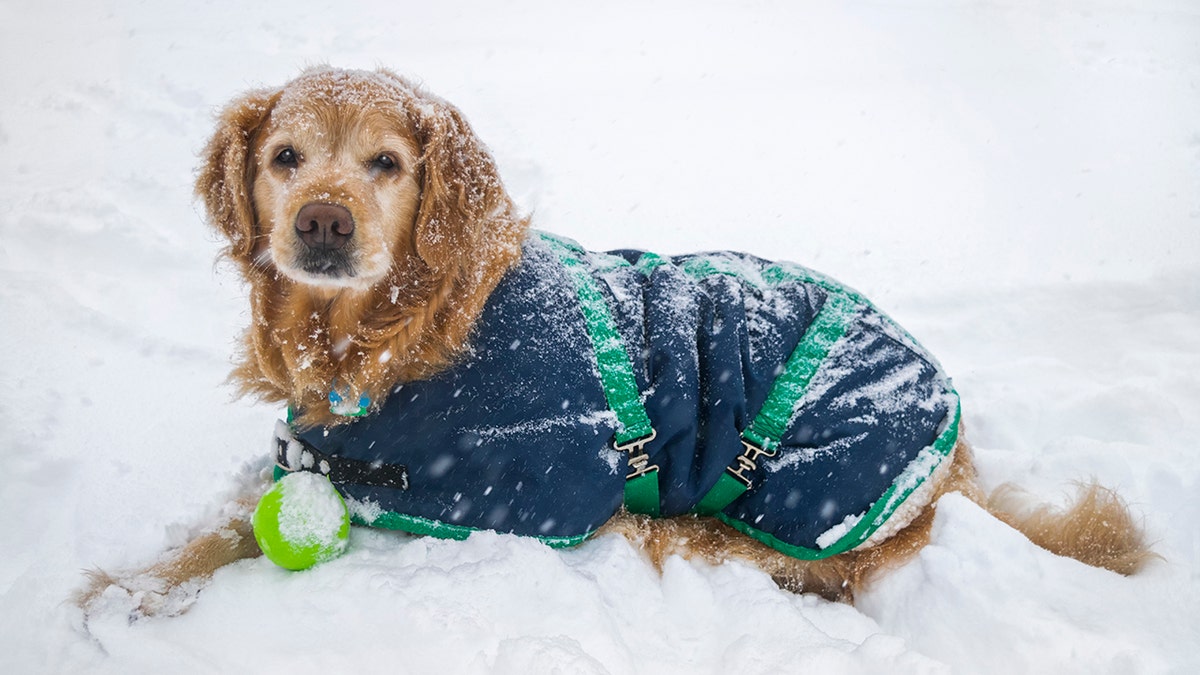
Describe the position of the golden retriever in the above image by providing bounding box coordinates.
[77,67,1152,617]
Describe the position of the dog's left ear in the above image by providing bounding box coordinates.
[400,85,516,275]
[196,87,281,269]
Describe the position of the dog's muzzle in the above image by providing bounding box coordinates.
[295,202,354,250]
[292,202,357,277]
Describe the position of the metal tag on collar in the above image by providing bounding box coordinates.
[615,429,658,480]
[726,436,778,488]
[329,387,372,417]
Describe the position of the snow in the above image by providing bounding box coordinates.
[265,473,349,555]
[816,512,864,550]
[2,0,1199,673]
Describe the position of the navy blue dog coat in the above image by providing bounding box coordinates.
[274,232,960,560]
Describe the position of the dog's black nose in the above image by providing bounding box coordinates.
[295,203,355,250]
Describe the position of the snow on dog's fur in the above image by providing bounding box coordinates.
[76,67,1153,617]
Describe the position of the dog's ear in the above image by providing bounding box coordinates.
[401,87,514,275]
[196,88,281,266]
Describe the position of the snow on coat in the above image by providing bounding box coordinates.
[276,232,960,558]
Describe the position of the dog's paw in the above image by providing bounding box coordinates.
[75,569,202,623]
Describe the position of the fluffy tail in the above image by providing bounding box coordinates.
[988,482,1156,575]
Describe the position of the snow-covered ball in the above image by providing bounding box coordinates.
[252,472,350,570]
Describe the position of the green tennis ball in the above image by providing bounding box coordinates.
[252,472,350,570]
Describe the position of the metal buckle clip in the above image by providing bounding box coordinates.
[615,429,659,480]
[274,436,291,472]
[726,437,778,488]
[274,421,320,474]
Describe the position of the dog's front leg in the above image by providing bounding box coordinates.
[76,491,265,620]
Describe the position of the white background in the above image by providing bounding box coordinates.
[1,1,1198,672]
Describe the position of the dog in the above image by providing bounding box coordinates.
[77,67,1152,617]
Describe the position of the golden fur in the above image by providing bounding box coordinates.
[76,67,1153,616]
[196,68,527,428]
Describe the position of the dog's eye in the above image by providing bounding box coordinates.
[274,147,298,167]
[371,154,398,171]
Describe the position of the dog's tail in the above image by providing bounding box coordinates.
[987,482,1156,575]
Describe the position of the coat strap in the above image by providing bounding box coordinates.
[540,232,661,517]
[694,291,861,516]
[273,420,410,490]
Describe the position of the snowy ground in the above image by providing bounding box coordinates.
[2,1,1198,672]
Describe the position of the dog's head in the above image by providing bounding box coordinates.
[196,68,526,416]
[197,66,514,292]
